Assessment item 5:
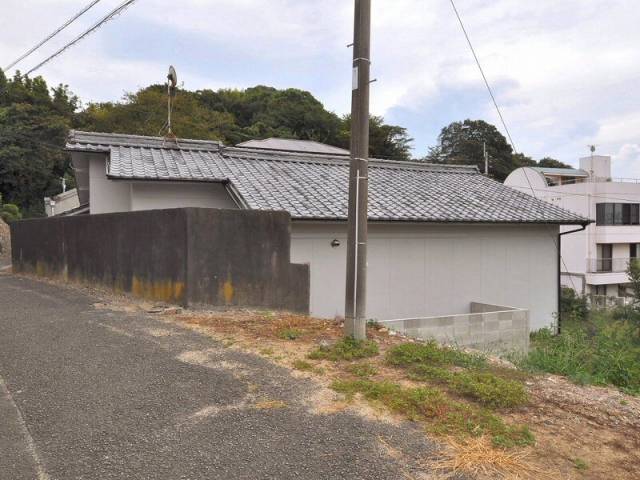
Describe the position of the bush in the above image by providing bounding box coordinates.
[560,287,588,322]
[307,337,379,361]
[0,203,22,223]
[518,312,640,394]
[385,341,486,369]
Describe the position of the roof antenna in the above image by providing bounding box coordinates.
[161,65,179,147]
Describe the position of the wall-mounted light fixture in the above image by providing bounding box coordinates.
[331,239,341,248]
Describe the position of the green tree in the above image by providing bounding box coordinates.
[337,115,413,160]
[537,157,573,169]
[0,70,77,217]
[425,119,519,181]
[77,85,238,142]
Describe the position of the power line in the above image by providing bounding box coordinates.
[4,0,103,72]
[25,0,138,76]
[446,0,580,299]
[447,0,518,153]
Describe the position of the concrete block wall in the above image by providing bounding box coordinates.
[380,302,530,354]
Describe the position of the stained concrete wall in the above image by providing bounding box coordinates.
[380,302,530,354]
[11,208,309,313]
[290,222,558,331]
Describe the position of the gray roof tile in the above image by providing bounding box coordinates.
[66,131,589,225]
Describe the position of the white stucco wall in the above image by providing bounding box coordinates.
[89,155,131,214]
[130,182,237,211]
[290,222,559,331]
[87,155,238,214]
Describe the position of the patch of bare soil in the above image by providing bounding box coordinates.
[506,375,640,480]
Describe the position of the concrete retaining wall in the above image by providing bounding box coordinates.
[10,208,309,313]
[380,302,530,353]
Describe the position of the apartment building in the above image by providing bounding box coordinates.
[505,154,640,300]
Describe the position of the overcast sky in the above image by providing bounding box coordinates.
[1,0,639,176]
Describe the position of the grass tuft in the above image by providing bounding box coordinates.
[293,359,314,371]
[307,337,379,361]
[385,341,486,369]
[277,327,304,340]
[409,365,528,409]
[331,379,533,448]
[573,458,589,471]
[347,362,379,377]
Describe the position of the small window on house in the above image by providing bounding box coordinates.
[631,244,637,259]
[594,285,607,296]
[618,284,628,297]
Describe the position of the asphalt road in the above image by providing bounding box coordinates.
[0,275,437,480]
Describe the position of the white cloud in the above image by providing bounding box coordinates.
[1,0,639,170]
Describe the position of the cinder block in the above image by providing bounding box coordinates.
[485,320,499,332]
[499,319,513,330]
[436,316,454,327]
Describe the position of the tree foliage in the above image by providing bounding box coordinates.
[0,70,77,217]
[78,84,413,160]
[425,119,573,181]
[0,74,413,217]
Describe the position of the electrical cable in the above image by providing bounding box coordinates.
[447,0,579,296]
[448,0,518,153]
[4,0,103,71]
[25,0,138,76]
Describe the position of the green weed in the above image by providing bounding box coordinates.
[307,337,379,361]
[385,341,486,369]
[277,328,304,341]
[515,312,640,394]
[573,458,589,471]
[331,379,533,448]
[293,359,314,371]
[347,362,379,377]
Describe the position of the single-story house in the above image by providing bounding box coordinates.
[67,130,588,331]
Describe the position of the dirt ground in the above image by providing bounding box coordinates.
[12,274,640,479]
[158,308,640,480]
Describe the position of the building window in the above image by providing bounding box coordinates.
[631,244,638,259]
[619,284,629,298]
[598,244,613,272]
[596,203,640,225]
[594,285,607,296]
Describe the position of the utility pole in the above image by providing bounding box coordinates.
[344,0,371,340]
[483,141,488,175]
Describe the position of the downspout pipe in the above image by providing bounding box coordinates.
[557,223,589,334]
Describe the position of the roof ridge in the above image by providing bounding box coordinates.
[223,147,478,173]
[68,130,223,151]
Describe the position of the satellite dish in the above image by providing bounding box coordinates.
[167,66,177,88]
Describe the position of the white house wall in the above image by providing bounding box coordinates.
[290,222,558,331]
[130,182,237,211]
[87,155,238,214]
[89,155,131,214]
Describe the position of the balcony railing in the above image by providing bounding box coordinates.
[587,257,635,273]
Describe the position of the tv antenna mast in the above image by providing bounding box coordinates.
[161,65,179,145]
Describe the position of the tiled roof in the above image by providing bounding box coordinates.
[237,138,350,155]
[67,131,589,225]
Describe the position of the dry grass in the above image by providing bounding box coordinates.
[432,437,552,480]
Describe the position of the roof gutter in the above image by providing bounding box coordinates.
[557,222,590,334]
